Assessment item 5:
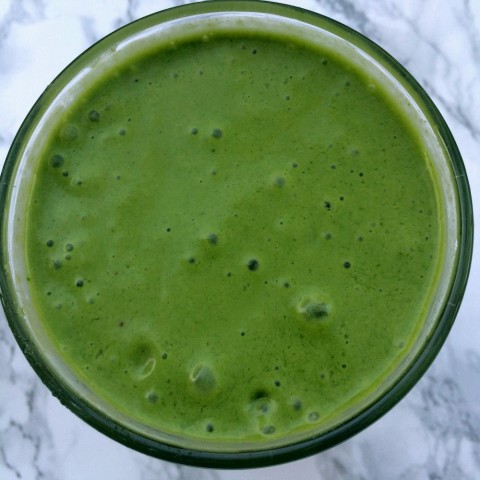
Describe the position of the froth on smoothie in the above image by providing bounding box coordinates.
[20,18,444,448]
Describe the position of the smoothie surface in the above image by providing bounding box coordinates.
[24,28,442,445]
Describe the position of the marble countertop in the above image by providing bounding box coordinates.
[0,1,479,479]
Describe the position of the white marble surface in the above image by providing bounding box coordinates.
[0,0,479,478]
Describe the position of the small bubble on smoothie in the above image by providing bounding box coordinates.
[308,411,320,422]
[137,358,156,379]
[324,200,331,210]
[304,302,330,320]
[258,401,270,414]
[247,259,259,271]
[188,257,196,264]
[146,391,158,403]
[292,162,298,168]
[274,176,285,187]
[162,352,168,360]
[75,279,84,287]
[206,423,215,433]
[251,389,268,401]
[207,233,218,245]
[211,128,223,139]
[191,127,198,135]
[88,110,100,122]
[190,363,217,394]
[52,259,62,270]
[60,124,79,141]
[262,425,275,435]
[343,261,351,269]
[62,171,69,177]
[65,243,74,252]
[119,129,126,136]
[46,240,54,247]
[274,380,281,387]
[297,295,332,322]
[292,399,303,411]
[50,154,64,168]
[321,58,328,65]
[65,254,71,261]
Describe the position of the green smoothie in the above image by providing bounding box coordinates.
[23,23,442,445]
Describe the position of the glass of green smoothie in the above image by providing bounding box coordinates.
[0,0,473,469]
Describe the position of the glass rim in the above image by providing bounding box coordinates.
[0,0,473,469]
